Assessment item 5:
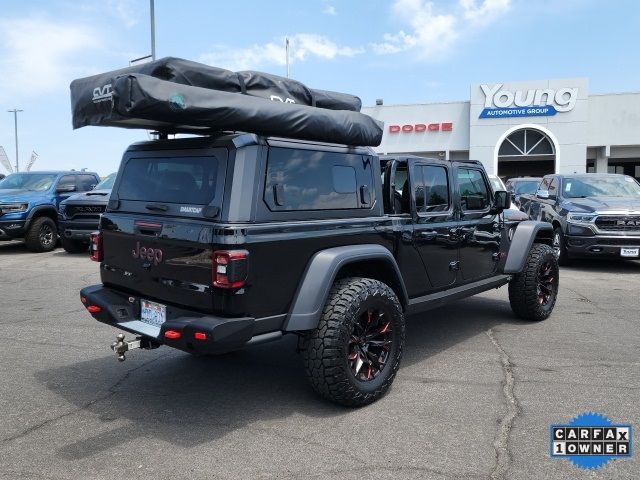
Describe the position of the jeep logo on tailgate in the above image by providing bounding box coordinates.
[132,242,163,266]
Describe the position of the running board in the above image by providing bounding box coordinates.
[407,275,511,314]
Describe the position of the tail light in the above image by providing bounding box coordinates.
[212,250,249,289]
[89,231,103,262]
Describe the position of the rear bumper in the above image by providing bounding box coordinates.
[566,234,640,257]
[80,285,259,354]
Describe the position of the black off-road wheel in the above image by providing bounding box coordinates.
[553,226,571,266]
[508,244,559,321]
[62,237,89,254]
[24,217,57,252]
[302,277,405,407]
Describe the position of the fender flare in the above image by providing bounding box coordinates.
[503,221,553,274]
[284,244,408,331]
[24,204,58,230]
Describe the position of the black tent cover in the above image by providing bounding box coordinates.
[70,57,383,146]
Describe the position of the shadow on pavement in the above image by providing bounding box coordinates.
[36,294,522,459]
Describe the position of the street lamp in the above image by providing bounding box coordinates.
[7,109,23,172]
[150,0,156,60]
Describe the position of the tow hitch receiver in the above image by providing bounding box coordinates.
[110,333,157,361]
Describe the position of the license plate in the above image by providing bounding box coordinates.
[140,300,166,327]
[621,248,639,257]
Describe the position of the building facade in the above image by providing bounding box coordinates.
[363,78,640,180]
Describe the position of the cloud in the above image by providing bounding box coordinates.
[0,17,100,101]
[323,5,337,15]
[200,34,363,71]
[371,0,510,58]
[107,0,142,28]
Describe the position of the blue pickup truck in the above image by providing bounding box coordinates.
[0,171,100,252]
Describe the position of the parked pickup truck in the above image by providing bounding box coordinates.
[80,134,559,406]
[520,173,640,265]
[0,171,100,252]
[58,173,116,253]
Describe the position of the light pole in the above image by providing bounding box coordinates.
[285,37,290,78]
[8,109,23,172]
[150,0,156,60]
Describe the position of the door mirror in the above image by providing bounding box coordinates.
[56,184,76,193]
[536,189,549,199]
[492,190,511,213]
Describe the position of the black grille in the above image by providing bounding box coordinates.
[65,204,106,219]
[596,238,640,246]
[595,215,640,232]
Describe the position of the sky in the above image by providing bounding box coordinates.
[0,0,639,176]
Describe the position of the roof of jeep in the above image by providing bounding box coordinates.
[125,132,374,155]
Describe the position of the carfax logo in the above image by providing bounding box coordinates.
[550,412,632,469]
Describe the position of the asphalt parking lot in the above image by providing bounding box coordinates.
[0,240,638,480]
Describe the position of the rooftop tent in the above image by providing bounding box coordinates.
[70,57,383,146]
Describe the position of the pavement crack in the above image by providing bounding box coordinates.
[486,327,521,480]
[0,353,169,445]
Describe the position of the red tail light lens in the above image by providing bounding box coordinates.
[212,250,249,289]
[164,330,181,340]
[87,305,102,314]
[89,231,103,262]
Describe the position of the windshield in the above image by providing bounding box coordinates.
[513,180,540,195]
[95,173,117,190]
[489,177,506,192]
[563,176,640,198]
[0,173,57,191]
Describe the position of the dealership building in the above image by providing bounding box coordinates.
[363,78,640,180]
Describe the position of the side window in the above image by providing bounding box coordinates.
[548,177,558,196]
[78,175,97,192]
[424,166,450,212]
[413,165,450,213]
[57,175,76,191]
[264,148,372,211]
[392,166,409,214]
[457,168,489,211]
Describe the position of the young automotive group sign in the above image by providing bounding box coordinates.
[479,83,578,119]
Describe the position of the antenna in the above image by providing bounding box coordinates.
[26,151,39,172]
[0,146,13,174]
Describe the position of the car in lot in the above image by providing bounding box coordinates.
[520,173,640,264]
[0,171,100,252]
[58,173,116,253]
[80,135,559,406]
[505,176,542,209]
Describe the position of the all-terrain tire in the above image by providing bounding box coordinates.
[62,237,88,254]
[553,226,571,266]
[508,244,559,321]
[24,217,57,252]
[302,277,405,407]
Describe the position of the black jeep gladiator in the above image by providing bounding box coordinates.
[520,173,640,265]
[80,134,559,406]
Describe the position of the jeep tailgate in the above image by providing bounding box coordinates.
[100,214,218,311]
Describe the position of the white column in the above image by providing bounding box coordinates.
[595,146,609,173]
